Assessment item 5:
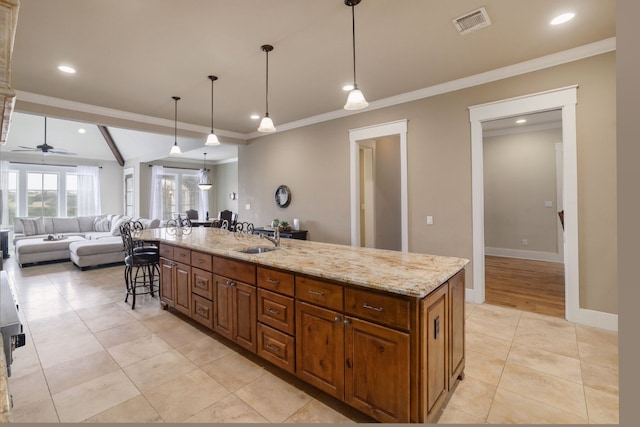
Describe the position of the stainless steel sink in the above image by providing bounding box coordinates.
[236,246,278,254]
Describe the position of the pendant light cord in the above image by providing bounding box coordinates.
[210,78,214,132]
[351,4,357,87]
[173,97,179,143]
[265,48,270,116]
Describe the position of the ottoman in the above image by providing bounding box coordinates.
[69,237,125,270]
[15,236,85,267]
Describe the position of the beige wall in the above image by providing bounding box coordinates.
[374,135,401,251]
[214,161,239,217]
[484,128,561,254]
[239,52,617,314]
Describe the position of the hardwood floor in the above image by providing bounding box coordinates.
[485,256,565,318]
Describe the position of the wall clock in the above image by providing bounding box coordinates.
[275,185,291,208]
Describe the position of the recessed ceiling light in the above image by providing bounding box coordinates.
[58,65,76,74]
[78,128,86,134]
[516,119,527,124]
[250,114,260,120]
[550,13,575,25]
[342,84,354,91]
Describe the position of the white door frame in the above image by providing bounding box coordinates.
[350,120,408,252]
[469,86,580,322]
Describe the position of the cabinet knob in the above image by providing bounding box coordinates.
[343,319,351,326]
[334,316,341,323]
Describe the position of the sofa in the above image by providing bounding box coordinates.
[12,214,160,269]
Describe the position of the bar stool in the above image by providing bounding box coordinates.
[119,221,160,309]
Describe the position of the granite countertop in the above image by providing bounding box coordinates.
[0,335,9,423]
[140,227,469,299]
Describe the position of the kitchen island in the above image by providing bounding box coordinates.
[139,226,469,423]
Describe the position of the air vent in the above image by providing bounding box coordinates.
[452,7,491,35]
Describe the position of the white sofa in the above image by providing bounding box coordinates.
[12,214,160,268]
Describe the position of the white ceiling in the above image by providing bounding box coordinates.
[1,0,615,165]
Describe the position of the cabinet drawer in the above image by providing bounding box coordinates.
[191,251,212,271]
[258,289,294,335]
[296,276,343,311]
[257,323,295,374]
[257,267,294,296]
[191,294,214,329]
[345,287,411,330]
[192,267,213,300]
[213,256,256,284]
[159,244,174,259]
[174,247,191,264]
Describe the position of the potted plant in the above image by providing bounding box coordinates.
[280,220,290,231]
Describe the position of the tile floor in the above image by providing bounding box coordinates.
[3,257,619,423]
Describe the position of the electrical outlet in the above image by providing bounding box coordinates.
[245,204,251,210]
[522,239,528,246]
[426,216,433,225]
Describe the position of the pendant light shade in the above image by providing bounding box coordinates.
[170,96,182,156]
[205,75,221,146]
[344,0,369,111]
[258,44,276,133]
[198,152,213,190]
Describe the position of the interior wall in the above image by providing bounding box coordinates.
[214,161,239,217]
[374,135,401,251]
[483,128,561,254]
[239,51,616,314]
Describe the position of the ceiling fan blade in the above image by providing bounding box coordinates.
[17,145,38,150]
[48,149,77,155]
[11,148,38,152]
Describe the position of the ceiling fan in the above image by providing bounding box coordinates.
[11,117,76,155]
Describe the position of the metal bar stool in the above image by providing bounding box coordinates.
[120,221,160,309]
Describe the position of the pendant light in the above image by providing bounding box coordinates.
[344,0,369,110]
[198,152,213,190]
[169,96,182,156]
[258,44,276,133]
[205,75,221,146]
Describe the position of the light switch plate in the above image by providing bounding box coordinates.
[426,216,433,225]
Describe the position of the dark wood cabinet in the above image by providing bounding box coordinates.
[296,301,345,399]
[159,256,191,316]
[344,317,410,423]
[160,257,175,307]
[422,283,449,417]
[448,270,465,386]
[213,274,256,353]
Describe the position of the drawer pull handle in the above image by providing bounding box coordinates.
[434,315,440,339]
[307,289,325,297]
[196,281,205,287]
[227,281,236,287]
[266,344,281,353]
[196,259,204,264]
[266,308,281,315]
[266,278,280,285]
[363,303,384,312]
[197,307,207,316]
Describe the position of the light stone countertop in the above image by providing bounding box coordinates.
[140,227,469,299]
[0,335,9,423]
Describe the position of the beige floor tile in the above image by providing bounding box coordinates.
[123,349,198,391]
[464,302,478,318]
[52,369,140,422]
[144,368,230,422]
[85,395,164,423]
[115,298,165,320]
[141,311,191,332]
[35,330,105,369]
[26,310,88,341]
[7,369,51,410]
[284,399,356,424]
[9,396,59,423]
[470,303,522,326]
[584,385,619,424]
[487,387,588,424]
[94,319,153,349]
[445,376,496,420]
[107,333,173,367]
[465,349,505,385]
[576,323,618,347]
[578,338,619,369]
[581,360,619,395]
[235,371,313,422]
[75,302,138,333]
[10,340,43,379]
[465,313,518,341]
[176,335,234,366]
[22,295,76,322]
[437,402,487,424]
[44,349,120,394]
[512,324,579,359]
[498,362,587,418]
[184,393,269,423]
[201,351,266,392]
[506,342,583,384]
[465,329,512,361]
[518,310,578,335]
[155,321,209,348]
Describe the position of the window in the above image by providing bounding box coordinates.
[66,174,78,217]
[124,172,134,216]
[7,171,18,225]
[27,172,59,217]
[159,169,202,220]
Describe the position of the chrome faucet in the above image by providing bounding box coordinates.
[260,228,280,247]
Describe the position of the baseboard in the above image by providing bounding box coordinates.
[485,247,563,263]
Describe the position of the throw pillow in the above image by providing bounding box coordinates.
[110,216,131,236]
[93,216,111,232]
[19,218,45,236]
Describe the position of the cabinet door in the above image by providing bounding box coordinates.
[344,317,410,423]
[423,284,448,416]
[295,301,344,399]
[213,275,234,341]
[174,262,191,316]
[234,282,257,353]
[159,258,175,307]
[448,271,465,387]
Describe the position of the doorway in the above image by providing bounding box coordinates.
[482,110,566,317]
[350,120,408,252]
[469,86,580,323]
